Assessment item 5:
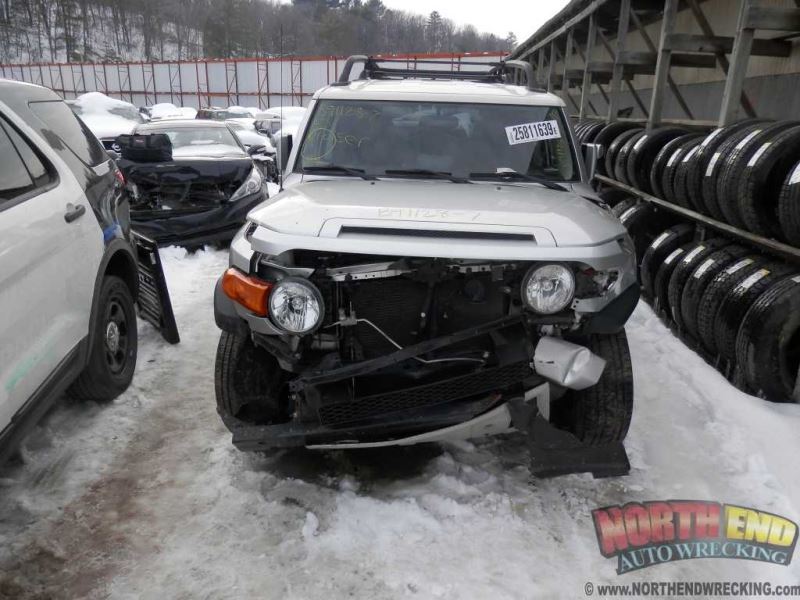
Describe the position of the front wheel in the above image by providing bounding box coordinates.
[214,331,287,424]
[550,330,634,445]
[68,275,138,402]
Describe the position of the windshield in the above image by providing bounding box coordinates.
[140,126,245,157]
[297,99,577,181]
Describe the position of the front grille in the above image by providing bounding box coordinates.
[317,361,532,426]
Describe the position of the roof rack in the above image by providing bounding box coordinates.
[333,55,545,92]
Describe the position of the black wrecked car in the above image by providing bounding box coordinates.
[117,120,268,247]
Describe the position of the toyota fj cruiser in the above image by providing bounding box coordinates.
[213,57,638,453]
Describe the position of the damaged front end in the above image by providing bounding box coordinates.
[214,247,639,450]
[120,157,267,247]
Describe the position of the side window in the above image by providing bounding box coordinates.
[28,100,107,166]
[1,118,52,187]
[0,125,35,201]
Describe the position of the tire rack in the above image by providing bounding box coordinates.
[511,0,799,130]
[595,173,800,402]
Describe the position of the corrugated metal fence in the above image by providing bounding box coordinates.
[0,52,507,109]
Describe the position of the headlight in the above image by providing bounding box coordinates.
[522,264,576,314]
[229,166,263,201]
[269,277,324,334]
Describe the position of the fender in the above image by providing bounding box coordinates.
[83,237,138,364]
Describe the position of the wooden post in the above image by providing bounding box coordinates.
[719,0,754,126]
[608,0,631,122]
[562,29,574,107]
[579,14,597,120]
[648,0,679,128]
[547,40,557,93]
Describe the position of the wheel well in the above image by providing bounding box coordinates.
[105,249,138,300]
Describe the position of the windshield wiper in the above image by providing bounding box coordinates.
[469,168,569,192]
[302,165,376,181]
[384,169,470,184]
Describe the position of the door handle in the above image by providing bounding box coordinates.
[64,203,86,223]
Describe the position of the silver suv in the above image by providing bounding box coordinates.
[213,57,638,452]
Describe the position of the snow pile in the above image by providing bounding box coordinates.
[0,248,799,598]
[72,91,141,140]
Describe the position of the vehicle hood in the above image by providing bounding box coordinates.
[119,157,253,209]
[247,178,625,247]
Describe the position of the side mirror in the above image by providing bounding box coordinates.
[277,134,293,172]
[247,144,267,156]
[582,143,603,181]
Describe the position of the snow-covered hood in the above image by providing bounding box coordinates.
[248,178,625,247]
[81,114,138,140]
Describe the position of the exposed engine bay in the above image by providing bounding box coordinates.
[243,252,620,428]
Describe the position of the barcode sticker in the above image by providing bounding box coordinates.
[789,164,800,186]
[620,207,638,221]
[737,269,770,291]
[701,128,724,148]
[725,258,754,275]
[793,275,800,283]
[505,120,561,145]
[664,248,685,265]
[748,143,772,167]
[705,152,722,176]
[651,231,671,249]
[634,135,649,151]
[683,146,700,163]
[667,148,683,167]
[735,129,761,151]
[693,258,717,279]
[682,245,706,263]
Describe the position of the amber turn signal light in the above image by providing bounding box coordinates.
[221,268,273,316]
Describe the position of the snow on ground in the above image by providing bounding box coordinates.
[1,248,799,599]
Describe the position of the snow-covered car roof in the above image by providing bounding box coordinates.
[137,119,231,130]
[70,91,143,140]
[316,79,565,107]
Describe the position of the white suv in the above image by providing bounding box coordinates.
[213,57,638,453]
[0,80,139,463]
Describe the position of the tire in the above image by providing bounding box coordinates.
[614,130,648,185]
[671,141,706,210]
[701,122,772,220]
[605,128,643,181]
[778,159,800,246]
[611,197,638,219]
[679,245,751,340]
[651,133,702,200]
[551,331,634,445]
[685,120,768,214]
[696,255,767,354]
[67,276,138,402]
[582,121,606,143]
[215,331,288,424]
[598,188,634,208]
[640,224,696,301]
[736,276,800,402]
[618,203,681,276]
[666,238,729,331]
[714,262,796,361]
[738,125,800,238]
[594,123,640,176]
[715,121,797,228]
[652,242,693,316]
[626,127,687,194]
[662,136,704,206]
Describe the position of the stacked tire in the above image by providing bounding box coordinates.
[629,224,800,403]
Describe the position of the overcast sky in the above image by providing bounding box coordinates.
[382,0,571,45]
